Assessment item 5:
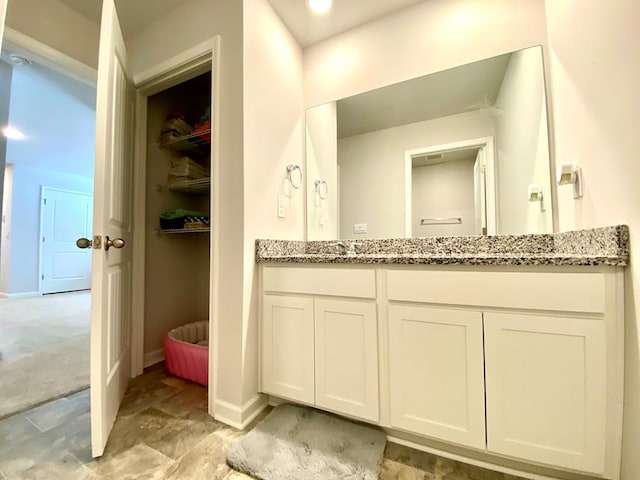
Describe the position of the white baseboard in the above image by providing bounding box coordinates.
[143,348,165,368]
[0,291,40,299]
[214,394,269,430]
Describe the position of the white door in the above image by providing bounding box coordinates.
[314,298,378,422]
[484,312,607,474]
[388,305,486,449]
[473,150,486,235]
[0,0,6,48]
[88,0,135,458]
[40,188,93,293]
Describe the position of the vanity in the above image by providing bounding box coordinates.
[256,226,628,480]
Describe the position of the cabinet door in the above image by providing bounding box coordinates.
[389,306,486,449]
[262,295,314,403]
[484,312,606,474]
[314,299,379,422]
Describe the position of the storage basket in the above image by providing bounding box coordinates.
[163,321,209,386]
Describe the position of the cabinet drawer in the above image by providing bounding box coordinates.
[387,270,606,313]
[263,266,376,298]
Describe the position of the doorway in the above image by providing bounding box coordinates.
[404,137,496,237]
[0,36,96,417]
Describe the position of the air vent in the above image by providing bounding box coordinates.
[9,54,32,67]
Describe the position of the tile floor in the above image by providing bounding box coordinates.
[0,363,525,479]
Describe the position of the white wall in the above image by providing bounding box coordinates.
[5,0,99,69]
[412,158,476,237]
[495,47,552,234]
[5,62,96,177]
[242,0,304,407]
[127,0,247,411]
[303,0,548,108]
[0,56,95,295]
[306,102,338,240]
[338,110,494,239]
[1,163,92,295]
[544,1,640,478]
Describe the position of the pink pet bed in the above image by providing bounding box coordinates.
[163,321,209,386]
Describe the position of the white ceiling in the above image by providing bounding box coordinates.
[3,58,96,177]
[337,52,512,139]
[266,0,426,47]
[58,0,426,47]
[57,0,185,39]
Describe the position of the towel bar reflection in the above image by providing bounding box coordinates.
[421,217,462,225]
[314,179,328,200]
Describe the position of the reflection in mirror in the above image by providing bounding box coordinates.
[306,46,553,240]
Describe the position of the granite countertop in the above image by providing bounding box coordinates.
[255,225,629,267]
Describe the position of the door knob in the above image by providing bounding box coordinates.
[105,236,125,251]
[76,238,92,249]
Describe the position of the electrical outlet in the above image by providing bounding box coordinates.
[277,198,286,218]
[353,223,367,234]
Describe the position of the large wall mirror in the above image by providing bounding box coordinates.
[306,45,553,240]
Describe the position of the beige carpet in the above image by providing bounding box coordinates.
[0,291,90,418]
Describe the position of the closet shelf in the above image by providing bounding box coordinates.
[156,177,211,195]
[155,226,211,235]
[157,128,212,156]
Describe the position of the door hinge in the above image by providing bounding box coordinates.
[480,164,487,174]
[42,236,45,243]
[43,198,47,205]
[41,274,44,280]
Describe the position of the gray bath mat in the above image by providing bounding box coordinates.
[227,403,386,480]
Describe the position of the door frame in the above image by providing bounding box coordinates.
[2,27,97,86]
[38,186,93,294]
[130,38,221,418]
[404,136,497,237]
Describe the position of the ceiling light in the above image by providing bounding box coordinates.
[2,126,26,140]
[308,0,332,14]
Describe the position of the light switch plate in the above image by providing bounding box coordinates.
[277,198,286,218]
[353,223,367,234]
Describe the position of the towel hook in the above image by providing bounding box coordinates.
[286,164,302,189]
[314,179,328,200]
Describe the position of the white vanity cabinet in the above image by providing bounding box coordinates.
[388,305,486,449]
[260,266,380,422]
[262,295,315,403]
[259,263,624,479]
[484,312,607,473]
[385,267,623,478]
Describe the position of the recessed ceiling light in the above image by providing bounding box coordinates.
[308,0,332,14]
[2,126,26,140]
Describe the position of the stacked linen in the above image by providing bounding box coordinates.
[158,116,193,143]
[159,209,209,230]
[168,156,209,183]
